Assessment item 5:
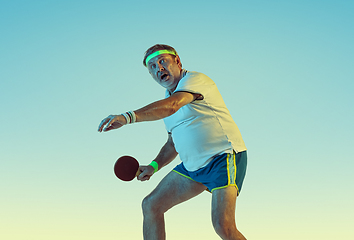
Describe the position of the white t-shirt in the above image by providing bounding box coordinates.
[163,70,247,171]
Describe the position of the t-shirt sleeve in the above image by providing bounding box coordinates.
[173,72,215,98]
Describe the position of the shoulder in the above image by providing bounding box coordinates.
[181,70,215,86]
[173,70,216,97]
[185,70,210,79]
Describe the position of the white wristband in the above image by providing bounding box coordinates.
[121,112,130,124]
[121,111,136,124]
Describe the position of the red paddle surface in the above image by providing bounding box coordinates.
[114,156,139,181]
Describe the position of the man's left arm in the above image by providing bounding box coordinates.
[134,91,197,122]
[98,92,198,132]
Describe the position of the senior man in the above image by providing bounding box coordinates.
[98,44,247,240]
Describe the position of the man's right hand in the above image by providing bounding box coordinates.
[137,165,155,181]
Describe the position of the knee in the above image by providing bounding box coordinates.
[212,217,236,239]
[141,195,153,215]
[142,195,162,216]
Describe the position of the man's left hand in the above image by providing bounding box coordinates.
[98,115,126,132]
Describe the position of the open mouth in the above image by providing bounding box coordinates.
[160,73,169,81]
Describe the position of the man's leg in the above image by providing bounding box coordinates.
[142,171,207,240]
[211,186,246,240]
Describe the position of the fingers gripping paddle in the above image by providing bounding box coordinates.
[114,156,141,181]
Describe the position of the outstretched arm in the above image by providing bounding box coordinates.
[134,91,195,122]
[137,134,178,181]
[98,91,199,132]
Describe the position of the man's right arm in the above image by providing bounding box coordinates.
[137,134,178,181]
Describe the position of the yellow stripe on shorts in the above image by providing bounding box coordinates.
[227,152,236,185]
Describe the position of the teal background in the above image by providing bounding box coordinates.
[1,1,353,239]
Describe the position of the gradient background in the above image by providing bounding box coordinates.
[1,1,353,239]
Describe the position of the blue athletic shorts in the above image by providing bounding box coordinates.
[172,151,247,194]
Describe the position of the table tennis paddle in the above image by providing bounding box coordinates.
[114,155,141,181]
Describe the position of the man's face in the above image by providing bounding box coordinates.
[146,54,182,92]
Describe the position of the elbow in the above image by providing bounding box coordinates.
[167,100,181,116]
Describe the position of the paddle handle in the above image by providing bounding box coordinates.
[135,168,142,177]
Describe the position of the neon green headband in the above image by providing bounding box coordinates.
[145,50,176,66]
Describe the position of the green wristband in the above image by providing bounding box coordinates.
[149,161,159,173]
